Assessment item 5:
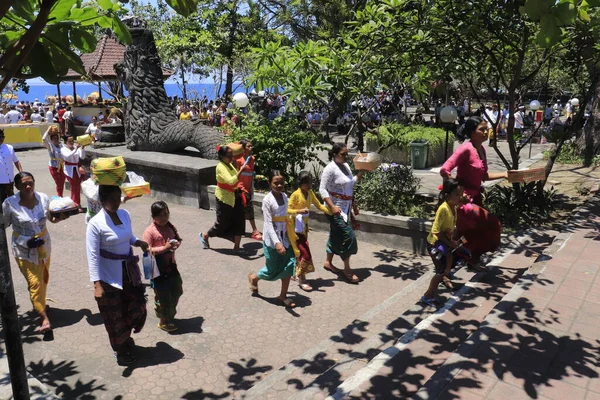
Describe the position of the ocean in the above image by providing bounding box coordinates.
[9,82,250,103]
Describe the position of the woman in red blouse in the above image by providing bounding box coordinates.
[440,117,508,269]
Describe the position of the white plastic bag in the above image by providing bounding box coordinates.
[121,171,148,188]
[142,252,161,280]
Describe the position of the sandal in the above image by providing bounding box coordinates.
[299,282,313,292]
[324,263,341,274]
[198,233,210,249]
[251,231,263,241]
[343,271,360,283]
[248,273,258,294]
[420,296,439,306]
[278,298,296,308]
[157,322,178,332]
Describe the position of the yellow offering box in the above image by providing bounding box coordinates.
[121,182,151,198]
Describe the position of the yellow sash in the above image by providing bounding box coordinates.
[271,215,299,258]
[13,227,48,259]
[51,157,64,173]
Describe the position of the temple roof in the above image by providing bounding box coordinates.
[62,34,171,82]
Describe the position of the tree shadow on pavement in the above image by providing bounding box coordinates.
[373,260,430,281]
[28,359,106,399]
[121,341,184,377]
[417,294,600,399]
[228,358,273,391]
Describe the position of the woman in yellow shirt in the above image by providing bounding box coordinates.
[199,146,248,252]
[288,171,330,291]
[422,179,463,306]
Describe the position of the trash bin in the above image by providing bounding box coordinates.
[410,139,429,169]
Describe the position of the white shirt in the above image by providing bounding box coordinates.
[514,111,524,129]
[0,144,19,184]
[319,161,357,215]
[262,192,289,249]
[5,110,22,124]
[0,114,5,124]
[30,113,43,123]
[45,111,54,122]
[60,146,86,178]
[483,109,498,125]
[3,192,51,264]
[42,129,62,168]
[86,208,139,289]
[85,123,101,136]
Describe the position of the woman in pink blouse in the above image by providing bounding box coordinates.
[440,116,507,269]
[440,116,507,206]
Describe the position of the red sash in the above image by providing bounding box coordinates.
[217,182,247,206]
[329,191,360,229]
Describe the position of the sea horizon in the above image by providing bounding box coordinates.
[6,81,252,103]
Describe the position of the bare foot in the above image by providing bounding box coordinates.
[323,261,340,274]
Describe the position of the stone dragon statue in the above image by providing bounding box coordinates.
[115,18,220,159]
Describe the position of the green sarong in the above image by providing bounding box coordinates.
[257,243,296,281]
[326,214,358,260]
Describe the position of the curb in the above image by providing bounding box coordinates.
[413,186,600,399]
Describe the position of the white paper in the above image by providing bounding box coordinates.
[340,210,348,223]
[295,213,307,233]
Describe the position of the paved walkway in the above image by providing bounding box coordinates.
[0,143,587,400]
[318,194,600,399]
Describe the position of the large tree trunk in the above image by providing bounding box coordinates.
[576,75,600,166]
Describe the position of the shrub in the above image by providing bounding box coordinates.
[543,141,600,166]
[354,163,426,217]
[484,183,558,227]
[366,122,454,152]
[225,113,325,183]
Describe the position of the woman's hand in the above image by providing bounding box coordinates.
[356,170,366,180]
[136,240,149,252]
[330,205,342,215]
[94,282,104,299]
[299,208,309,214]
[170,240,181,251]
[275,242,286,255]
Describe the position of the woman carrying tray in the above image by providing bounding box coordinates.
[86,185,149,365]
[61,136,88,212]
[440,116,507,269]
[2,172,69,333]
[235,139,262,241]
[199,145,249,253]
[42,126,65,197]
[319,143,365,283]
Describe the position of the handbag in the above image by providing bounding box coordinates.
[142,252,161,280]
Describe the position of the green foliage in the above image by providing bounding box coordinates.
[485,183,559,227]
[366,123,454,152]
[0,0,197,92]
[543,142,600,166]
[354,164,425,217]
[225,113,325,182]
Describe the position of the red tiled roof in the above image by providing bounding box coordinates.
[63,34,172,81]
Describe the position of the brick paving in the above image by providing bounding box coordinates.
[0,145,589,400]
[331,195,600,400]
[1,149,438,399]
